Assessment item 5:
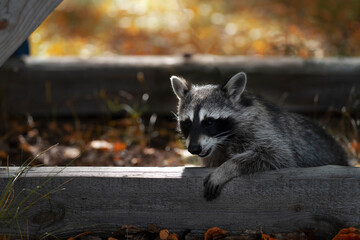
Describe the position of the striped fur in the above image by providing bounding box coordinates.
[171,72,349,201]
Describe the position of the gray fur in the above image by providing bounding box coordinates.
[223,72,247,104]
[170,72,349,201]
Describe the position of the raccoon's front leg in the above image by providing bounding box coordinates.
[203,158,243,201]
[203,150,278,201]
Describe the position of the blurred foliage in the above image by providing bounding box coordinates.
[30,0,360,58]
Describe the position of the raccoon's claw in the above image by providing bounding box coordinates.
[203,174,222,201]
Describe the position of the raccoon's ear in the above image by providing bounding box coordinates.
[170,76,192,100]
[223,72,247,103]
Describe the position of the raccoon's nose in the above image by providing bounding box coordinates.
[188,144,202,155]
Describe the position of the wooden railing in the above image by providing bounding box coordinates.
[1,165,359,238]
[1,56,359,117]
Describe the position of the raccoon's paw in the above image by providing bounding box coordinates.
[203,173,224,201]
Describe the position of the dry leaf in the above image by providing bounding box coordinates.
[332,227,360,240]
[148,223,160,233]
[63,123,74,133]
[143,147,155,155]
[18,135,38,153]
[114,141,127,152]
[168,233,179,240]
[131,157,141,165]
[205,227,227,240]
[350,140,360,159]
[351,141,360,152]
[90,140,113,151]
[160,229,169,240]
[0,150,7,159]
[48,121,58,131]
[261,233,278,240]
[108,238,118,240]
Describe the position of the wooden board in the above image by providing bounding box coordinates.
[1,56,359,117]
[0,165,359,238]
[0,0,62,66]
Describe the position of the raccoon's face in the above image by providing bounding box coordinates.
[170,72,247,158]
[179,104,235,157]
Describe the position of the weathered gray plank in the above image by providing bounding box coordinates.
[0,166,359,238]
[0,0,63,66]
[0,56,359,117]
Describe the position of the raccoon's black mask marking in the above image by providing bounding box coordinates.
[179,105,235,139]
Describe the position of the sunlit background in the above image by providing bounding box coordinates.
[30,0,360,58]
[3,0,360,168]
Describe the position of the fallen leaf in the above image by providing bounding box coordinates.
[113,141,126,152]
[131,157,141,165]
[148,223,160,233]
[90,140,113,151]
[63,123,74,133]
[351,140,360,152]
[160,229,169,240]
[63,147,81,159]
[48,121,58,131]
[332,227,360,240]
[261,233,278,240]
[0,150,7,159]
[143,147,155,155]
[205,227,227,240]
[350,140,360,160]
[18,135,39,154]
[168,233,179,240]
[108,238,118,240]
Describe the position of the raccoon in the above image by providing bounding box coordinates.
[170,72,349,201]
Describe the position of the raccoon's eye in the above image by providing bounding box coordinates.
[203,118,215,127]
[184,119,192,128]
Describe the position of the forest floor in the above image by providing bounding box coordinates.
[0,115,198,167]
[0,113,359,167]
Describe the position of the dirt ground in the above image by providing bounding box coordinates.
[0,115,198,167]
[0,113,359,168]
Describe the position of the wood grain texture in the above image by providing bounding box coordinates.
[0,0,62,66]
[0,166,359,238]
[1,56,359,116]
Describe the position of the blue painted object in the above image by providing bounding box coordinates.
[11,39,30,57]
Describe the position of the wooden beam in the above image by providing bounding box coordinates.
[0,56,359,117]
[0,166,359,238]
[0,0,62,66]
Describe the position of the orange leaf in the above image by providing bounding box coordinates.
[113,141,127,152]
[205,227,227,240]
[332,227,360,240]
[351,140,360,153]
[261,233,278,240]
[0,150,7,159]
[168,233,179,240]
[160,229,169,240]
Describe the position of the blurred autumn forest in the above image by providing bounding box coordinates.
[30,0,360,58]
[2,0,360,167]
